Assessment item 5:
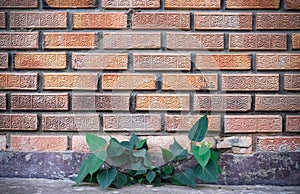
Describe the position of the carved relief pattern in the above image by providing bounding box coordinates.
[72,53,128,70]
[0,53,8,69]
[0,114,37,130]
[0,12,5,28]
[256,54,300,70]
[255,95,300,111]
[164,0,220,9]
[257,137,300,152]
[0,73,37,90]
[226,0,279,9]
[103,0,160,8]
[285,0,300,10]
[256,14,300,29]
[0,32,39,49]
[292,34,300,49]
[45,0,96,7]
[15,53,66,69]
[284,74,300,91]
[0,0,37,7]
[286,116,300,132]
[0,94,6,110]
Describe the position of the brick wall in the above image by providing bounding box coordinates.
[0,0,299,155]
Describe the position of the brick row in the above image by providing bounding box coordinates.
[44,0,96,8]
[0,73,37,90]
[164,0,220,9]
[0,114,37,131]
[102,0,160,9]
[226,0,280,9]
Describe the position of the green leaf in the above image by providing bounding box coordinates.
[120,141,134,150]
[171,168,196,188]
[135,169,147,175]
[133,148,146,158]
[86,134,107,161]
[162,166,174,175]
[170,138,184,155]
[144,152,152,167]
[192,145,211,168]
[129,133,140,146]
[160,147,175,163]
[146,171,156,184]
[193,160,219,183]
[130,160,145,171]
[136,139,148,150]
[110,154,129,167]
[107,138,125,157]
[97,167,117,190]
[210,150,222,174]
[112,173,127,189]
[188,114,208,142]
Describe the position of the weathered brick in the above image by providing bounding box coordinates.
[147,135,191,152]
[72,53,128,70]
[0,73,37,90]
[217,136,252,148]
[11,93,68,111]
[229,33,286,50]
[164,0,220,9]
[224,115,282,133]
[256,137,300,152]
[133,53,190,71]
[136,94,190,111]
[256,13,300,30]
[166,33,224,50]
[0,53,8,69]
[165,115,221,132]
[0,0,37,8]
[226,0,280,9]
[42,114,99,131]
[0,135,5,150]
[0,12,5,28]
[44,0,96,8]
[292,34,300,49]
[162,73,218,91]
[10,12,67,29]
[132,12,190,30]
[194,94,251,112]
[255,95,300,111]
[195,13,252,30]
[222,74,279,91]
[256,54,300,70]
[0,94,6,110]
[102,73,156,90]
[284,0,300,10]
[284,74,300,91]
[44,32,96,49]
[103,114,161,131]
[102,0,160,9]
[10,135,68,152]
[73,13,127,29]
[103,32,161,50]
[72,93,130,111]
[43,73,98,90]
[0,114,37,131]
[286,115,300,132]
[196,54,251,70]
[0,32,39,49]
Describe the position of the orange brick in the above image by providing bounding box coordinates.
[10,135,68,152]
[165,0,220,9]
[0,53,8,69]
[0,94,6,110]
[284,74,300,91]
[222,74,279,91]
[226,0,280,9]
[10,12,67,29]
[256,13,300,30]
[44,32,96,49]
[136,94,190,111]
[0,114,37,131]
[14,52,66,69]
[0,135,5,150]
[43,73,98,90]
[132,12,190,30]
[133,53,190,71]
[73,12,127,29]
[0,73,37,90]
[72,53,127,70]
[255,95,300,111]
[0,32,39,49]
[196,54,251,70]
[103,32,161,49]
[0,12,5,28]
[286,115,300,132]
[256,54,300,70]
[229,33,286,51]
[284,0,300,10]
[162,73,218,91]
[166,33,224,50]
[256,136,300,152]
[195,13,252,30]
[44,0,96,8]
[292,34,300,49]
[102,0,160,9]
[0,0,37,8]
[224,115,282,133]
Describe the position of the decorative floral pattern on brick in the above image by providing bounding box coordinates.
[102,0,160,9]
[0,0,37,8]
[44,0,96,8]
[0,94,6,110]
[257,137,300,152]
[164,0,220,9]
[0,73,37,90]
[256,13,300,30]
[226,0,280,9]
[256,54,300,70]
[0,32,39,49]
[286,115,300,132]
[0,53,8,69]
[255,95,300,111]
[0,114,37,131]
[284,74,300,91]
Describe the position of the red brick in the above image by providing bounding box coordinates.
[194,94,251,112]
[44,0,96,8]
[0,114,37,131]
[292,34,300,49]
[44,32,96,49]
[256,13,300,30]
[102,73,156,90]
[165,115,221,132]
[0,12,5,28]
[10,12,67,29]
[229,33,286,51]
[0,32,39,49]
[0,94,5,110]
[166,33,224,50]
[73,13,127,29]
[162,73,218,91]
[0,0,37,8]
[222,74,279,91]
[224,115,282,133]
[256,136,300,152]
[256,54,300,70]
[136,94,190,111]
[147,135,191,152]
[284,74,300,91]
[72,53,128,70]
[0,135,5,150]
[103,114,161,131]
[0,53,8,69]
[43,73,98,90]
[196,54,251,70]
[164,0,220,9]
[195,13,252,30]
[10,135,68,152]
[11,93,68,111]
[42,114,99,131]
[285,0,300,10]
[72,135,110,152]
[0,73,37,90]
[226,0,280,9]
[102,0,160,9]
[103,32,161,50]
[72,93,130,111]
[286,115,300,132]
[133,53,190,71]
[132,12,190,30]
[255,95,300,111]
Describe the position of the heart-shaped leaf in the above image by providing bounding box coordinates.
[97,167,117,189]
[188,114,208,142]
[192,145,211,168]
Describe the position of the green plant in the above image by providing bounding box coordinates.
[75,114,221,189]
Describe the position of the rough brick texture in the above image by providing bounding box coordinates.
[0,53,8,69]
[256,13,300,30]
[226,0,280,9]
[0,73,37,90]
[0,32,39,49]
[284,74,300,91]
[44,0,96,8]
[286,115,300,132]
[256,137,300,152]
[292,34,300,49]
[284,0,300,10]
[164,0,220,9]
[0,114,37,131]
[0,0,37,8]
[256,54,300,70]
[0,94,6,110]
[0,12,5,28]
[102,0,160,9]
